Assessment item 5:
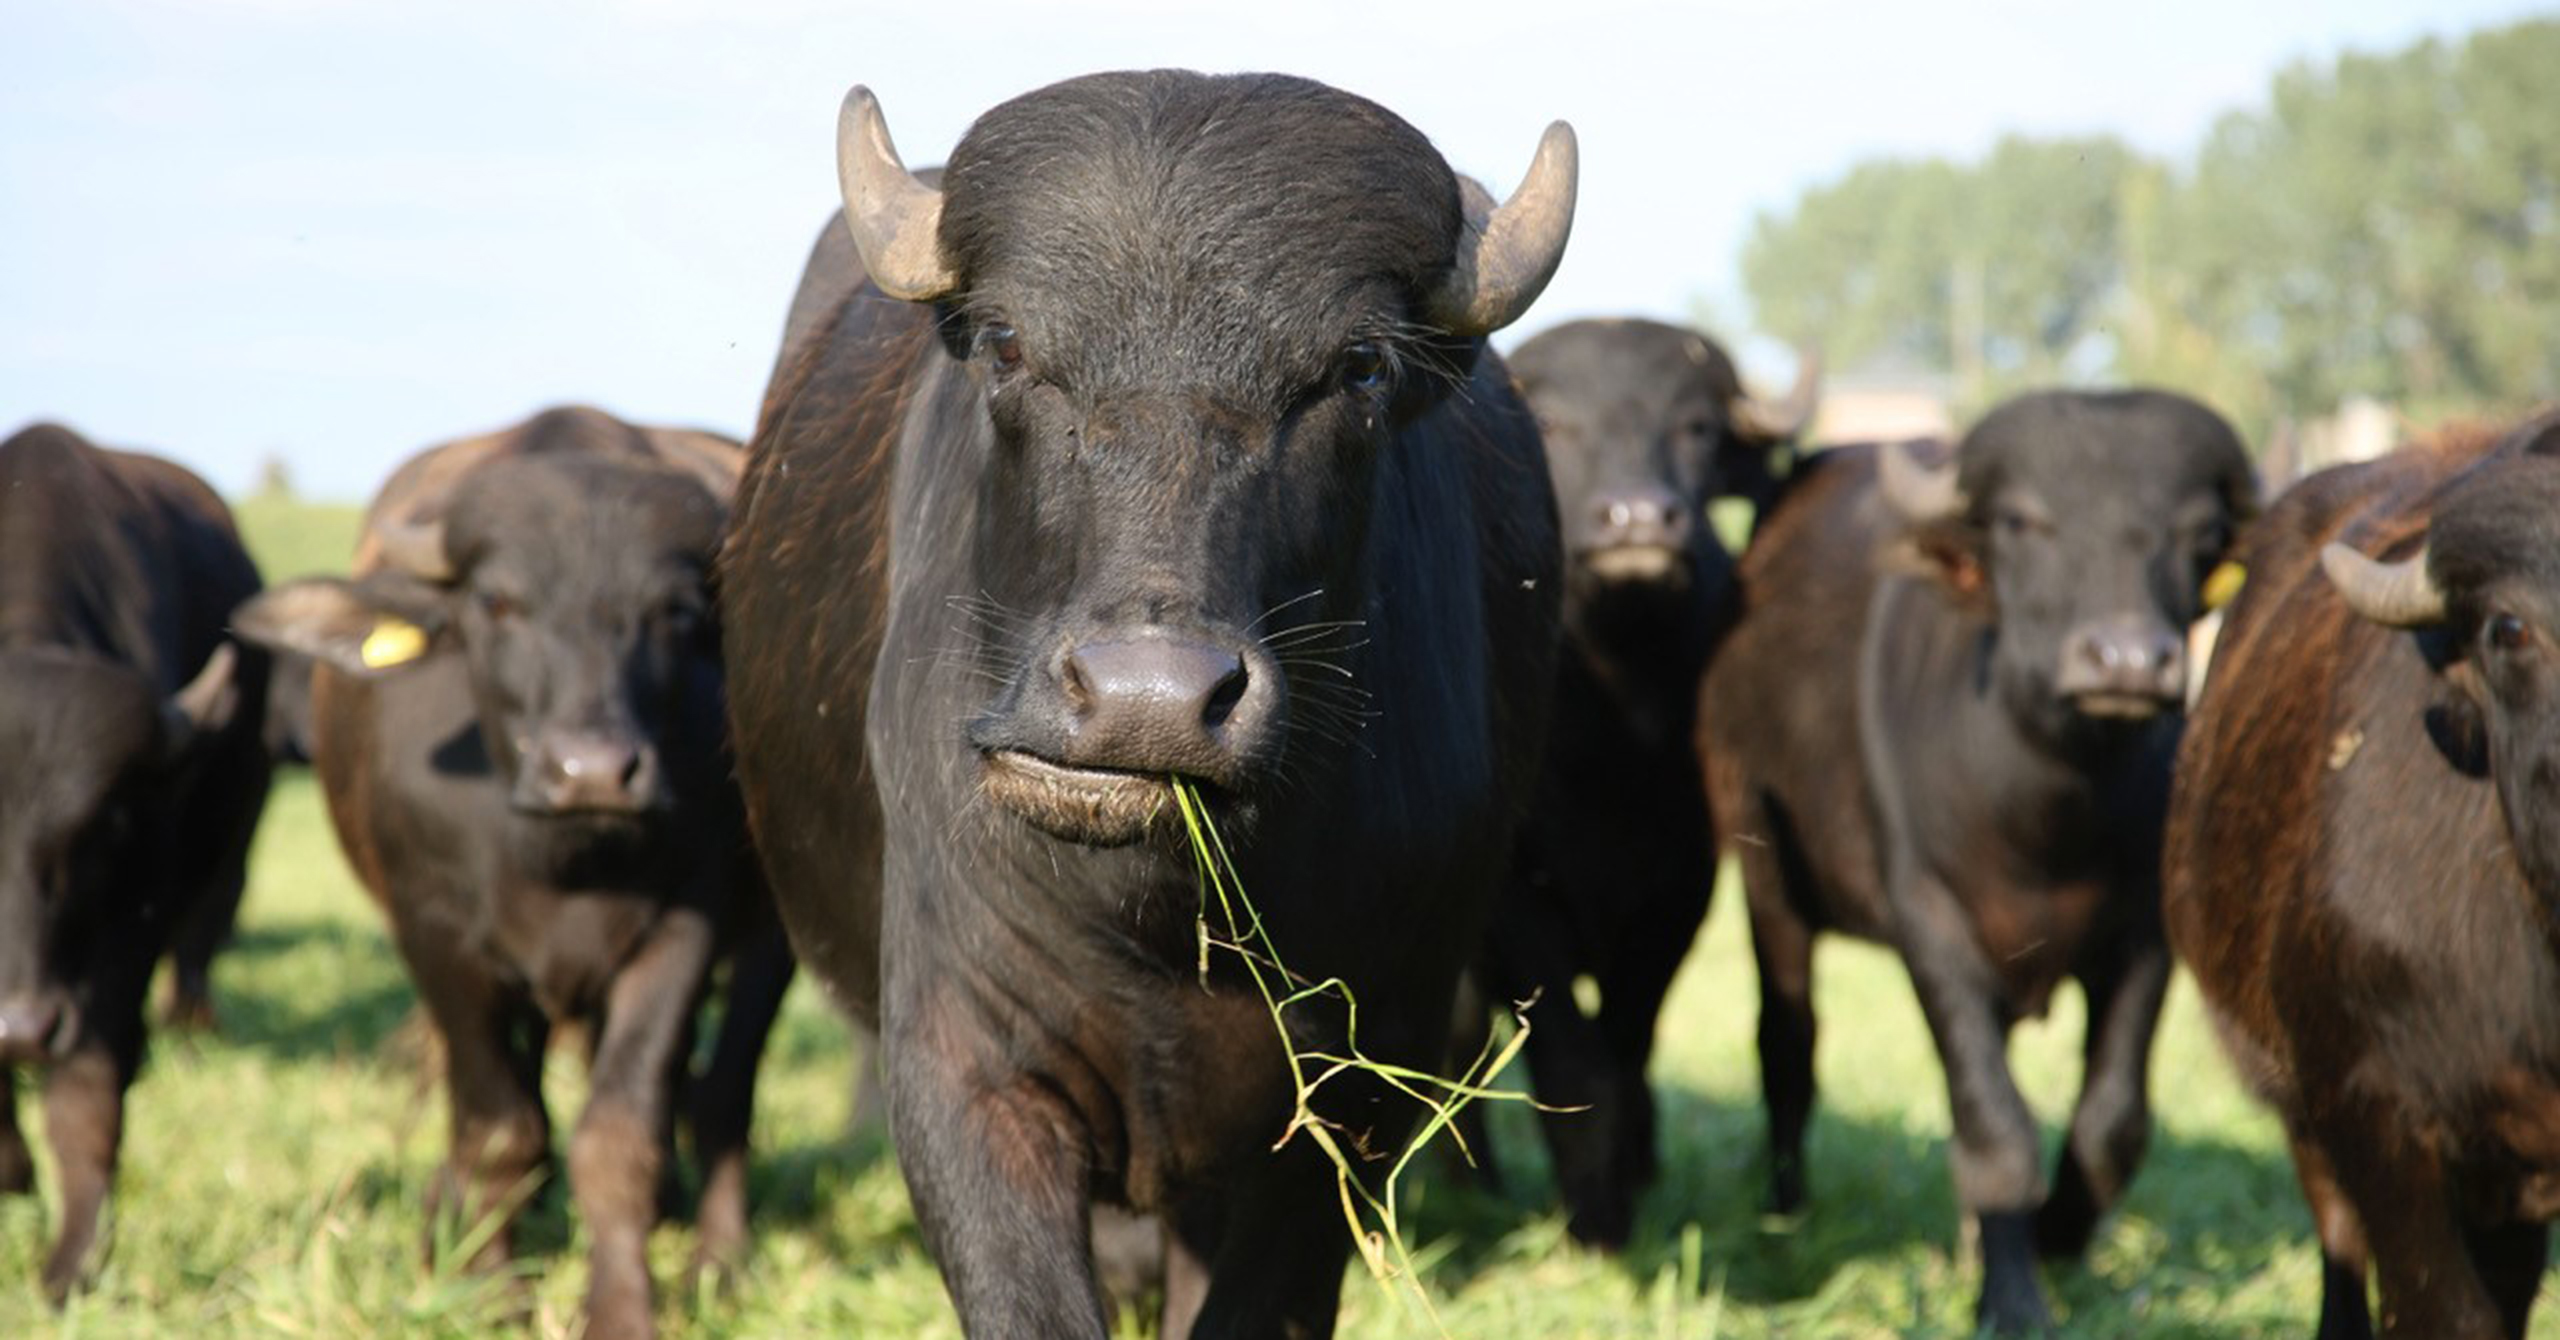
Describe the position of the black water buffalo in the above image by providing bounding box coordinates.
[0,421,267,1302]
[231,406,793,1340]
[2168,412,2560,1339]
[1480,319,1813,1246]
[721,73,1573,1337]
[1700,390,2255,1331]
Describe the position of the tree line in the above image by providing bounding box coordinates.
[1741,18,2560,443]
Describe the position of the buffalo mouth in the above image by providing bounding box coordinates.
[2068,690,2174,721]
[1580,544,1689,585]
[0,998,71,1066]
[981,749,1180,847]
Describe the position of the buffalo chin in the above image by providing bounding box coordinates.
[2068,691,2172,721]
[1581,544,1689,586]
[982,750,1177,847]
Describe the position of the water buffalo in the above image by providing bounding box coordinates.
[1480,319,1813,1245]
[230,406,793,1340]
[1700,390,2255,1331]
[721,72,1573,1336]
[2168,412,2560,1339]
[0,421,267,1303]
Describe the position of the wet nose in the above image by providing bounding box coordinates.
[1590,484,1690,552]
[521,731,655,813]
[2057,616,2189,707]
[0,996,60,1061]
[1060,637,1254,776]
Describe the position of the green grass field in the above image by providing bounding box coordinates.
[0,498,2537,1337]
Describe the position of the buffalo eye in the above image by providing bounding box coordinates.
[661,600,707,641]
[479,592,519,622]
[2487,612,2532,653]
[978,322,1023,373]
[1687,417,1719,442]
[1340,341,1393,396]
[1993,507,2043,540]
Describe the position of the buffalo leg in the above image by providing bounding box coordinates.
[2288,1126,2374,1340]
[688,916,795,1287]
[160,863,247,1032]
[2037,934,2168,1259]
[577,908,717,1340]
[405,923,550,1277]
[1439,971,1502,1195]
[887,991,1108,1337]
[1743,866,1819,1216]
[1493,908,1626,1247]
[0,1068,31,1195]
[2320,1107,2503,1338]
[2461,1217,2545,1340]
[1186,1140,1358,1340]
[1892,871,2049,1334]
[38,1048,127,1304]
[1597,848,1710,1207]
[161,751,266,1033]
[1158,1196,1221,1340]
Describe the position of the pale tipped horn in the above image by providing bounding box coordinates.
[375,516,453,582]
[1737,346,1824,440]
[161,642,240,757]
[836,85,958,302]
[2321,541,2447,628]
[1423,121,1579,337]
[1877,436,1966,524]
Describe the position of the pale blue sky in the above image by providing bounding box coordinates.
[2,0,2545,500]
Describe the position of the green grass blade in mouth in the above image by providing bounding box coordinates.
[1170,777,1541,1336]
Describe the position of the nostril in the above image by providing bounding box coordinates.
[1202,662,1249,730]
[1061,651,1095,716]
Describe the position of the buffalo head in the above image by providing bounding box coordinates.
[2324,415,2560,895]
[840,74,1577,845]
[1881,390,2256,738]
[0,646,238,1063]
[234,435,727,820]
[1511,319,1814,611]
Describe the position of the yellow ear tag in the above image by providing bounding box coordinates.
[2202,561,2246,612]
[359,618,428,668]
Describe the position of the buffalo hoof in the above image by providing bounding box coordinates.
[684,1240,745,1301]
[159,993,219,1036]
[0,1139,32,1196]
[1564,1192,1636,1252]
[40,1229,101,1309]
[1763,1160,1807,1218]
[1974,1211,2055,1335]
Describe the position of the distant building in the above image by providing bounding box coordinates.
[1807,359,1955,445]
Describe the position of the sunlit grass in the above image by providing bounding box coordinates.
[2,497,2541,1336]
[0,768,2501,1338]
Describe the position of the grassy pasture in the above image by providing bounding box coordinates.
[0,495,2538,1337]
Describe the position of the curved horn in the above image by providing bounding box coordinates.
[161,642,240,758]
[1737,345,1824,440]
[1422,121,1579,337]
[374,516,453,582]
[836,86,958,302]
[2321,541,2447,628]
[1877,437,1966,524]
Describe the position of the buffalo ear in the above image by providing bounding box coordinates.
[231,576,447,678]
[1896,520,1991,606]
[2425,689,2491,778]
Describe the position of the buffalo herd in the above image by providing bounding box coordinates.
[2,68,2555,1340]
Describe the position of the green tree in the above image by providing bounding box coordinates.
[2160,20,2560,422]
[1744,17,2560,440]
[1743,136,2149,412]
